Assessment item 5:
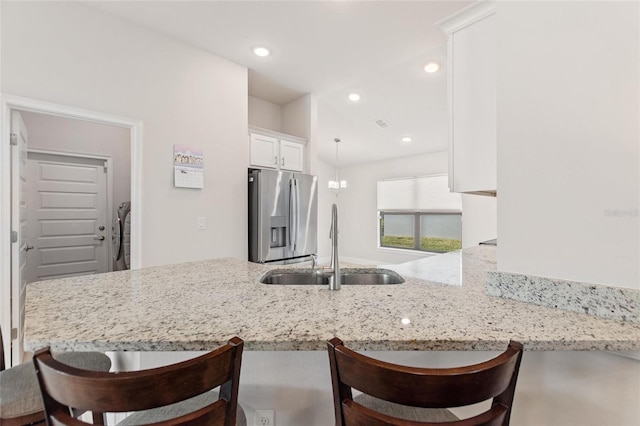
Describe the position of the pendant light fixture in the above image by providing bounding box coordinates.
[328,138,347,193]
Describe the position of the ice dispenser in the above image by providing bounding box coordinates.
[270,216,287,248]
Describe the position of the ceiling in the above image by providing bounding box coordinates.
[91,1,471,166]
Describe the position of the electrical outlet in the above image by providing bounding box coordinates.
[255,409,275,426]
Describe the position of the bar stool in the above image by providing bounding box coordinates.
[0,327,112,425]
[327,338,524,426]
[33,336,245,426]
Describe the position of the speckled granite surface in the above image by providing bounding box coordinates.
[486,271,640,323]
[25,246,640,353]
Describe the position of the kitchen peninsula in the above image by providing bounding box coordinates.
[23,246,640,425]
[24,246,639,353]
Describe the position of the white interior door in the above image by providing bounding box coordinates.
[10,111,28,363]
[26,152,108,283]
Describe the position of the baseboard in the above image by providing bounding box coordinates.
[340,256,379,266]
[609,351,640,361]
[314,256,379,266]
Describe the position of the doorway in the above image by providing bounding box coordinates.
[1,95,143,367]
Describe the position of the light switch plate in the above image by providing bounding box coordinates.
[197,217,207,230]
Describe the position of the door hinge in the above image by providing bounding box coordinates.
[10,133,18,146]
[11,328,17,340]
[11,230,18,243]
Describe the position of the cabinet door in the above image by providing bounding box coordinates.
[450,13,496,193]
[250,133,278,169]
[279,139,304,172]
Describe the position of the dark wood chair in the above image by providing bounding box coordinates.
[0,326,111,426]
[327,338,524,426]
[32,336,245,426]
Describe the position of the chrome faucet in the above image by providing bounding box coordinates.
[329,203,341,290]
[310,254,317,275]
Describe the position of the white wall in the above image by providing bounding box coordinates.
[281,96,307,139]
[316,159,335,261]
[248,96,282,132]
[1,2,249,267]
[331,151,497,264]
[497,1,640,289]
[327,151,497,264]
[247,94,313,138]
[337,152,447,264]
[461,194,496,248]
[283,94,318,174]
[19,111,131,213]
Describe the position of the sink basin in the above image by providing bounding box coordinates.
[259,268,404,285]
[340,271,404,285]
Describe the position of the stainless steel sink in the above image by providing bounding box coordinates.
[340,271,404,285]
[260,272,326,285]
[259,268,404,285]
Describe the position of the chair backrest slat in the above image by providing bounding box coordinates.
[334,344,520,408]
[342,401,509,426]
[328,338,523,426]
[50,399,229,426]
[36,345,234,412]
[34,336,243,426]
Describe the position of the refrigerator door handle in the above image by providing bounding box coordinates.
[294,178,300,251]
[288,179,296,252]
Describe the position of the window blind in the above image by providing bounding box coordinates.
[377,175,462,212]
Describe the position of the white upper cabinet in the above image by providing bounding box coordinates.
[279,139,304,172]
[438,1,496,196]
[249,128,306,173]
[250,133,279,169]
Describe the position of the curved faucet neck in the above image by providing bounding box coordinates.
[329,203,340,290]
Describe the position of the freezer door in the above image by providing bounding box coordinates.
[291,173,318,258]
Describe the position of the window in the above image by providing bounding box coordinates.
[377,175,462,253]
[380,212,461,253]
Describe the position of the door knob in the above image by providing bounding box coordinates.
[98,225,105,231]
[25,245,34,252]
[94,236,105,241]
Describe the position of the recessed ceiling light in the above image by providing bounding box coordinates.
[348,93,360,102]
[253,46,270,57]
[424,62,440,73]
[401,136,412,143]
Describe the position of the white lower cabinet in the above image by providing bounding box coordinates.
[249,131,306,172]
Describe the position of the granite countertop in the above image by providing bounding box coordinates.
[24,246,640,352]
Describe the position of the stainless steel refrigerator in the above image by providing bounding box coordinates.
[248,168,318,263]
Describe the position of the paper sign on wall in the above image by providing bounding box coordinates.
[173,145,204,189]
